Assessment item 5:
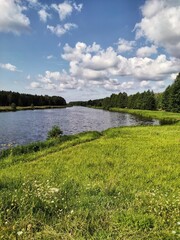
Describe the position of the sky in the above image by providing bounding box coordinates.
[0,0,180,102]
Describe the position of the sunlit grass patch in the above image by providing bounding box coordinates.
[111,107,180,123]
[0,124,180,239]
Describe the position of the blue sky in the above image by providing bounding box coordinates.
[0,0,180,102]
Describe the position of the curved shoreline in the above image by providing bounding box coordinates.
[109,107,180,123]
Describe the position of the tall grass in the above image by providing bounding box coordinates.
[0,124,180,239]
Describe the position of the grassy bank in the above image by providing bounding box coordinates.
[0,105,66,112]
[110,107,180,123]
[0,123,180,239]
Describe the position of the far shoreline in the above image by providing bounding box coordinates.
[0,105,68,112]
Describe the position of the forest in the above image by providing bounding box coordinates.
[162,73,180,112]
[0,91,66,107]
[70,73,180,112]
[0,73,179,112]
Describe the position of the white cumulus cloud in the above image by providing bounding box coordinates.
[170,73,179,81]
[129,54,180,81]
[30,81,42,88]
[51,1,83,21]
[47,23,77,37]
[73,3,83,12]
[136,45,157,57]
[117,38,135,53]
[38,8,51,22]
[0,0,30,34]
[104,79,134,91]
[31,70,85,91]
[29,40,180,94]
[51,1,73,21]
[135,0,180,58]
[140,80,150,88]
[62,42,180,87]
[26,0,39,7]
[0,63,19,72]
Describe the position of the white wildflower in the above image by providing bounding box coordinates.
[17,231,23,236]
[49,187,59,193]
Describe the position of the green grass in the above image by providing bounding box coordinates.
[111,107,180,123]
[0,123,180,239]
[0,105,66,112]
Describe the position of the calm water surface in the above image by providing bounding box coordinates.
[0,106,159,149]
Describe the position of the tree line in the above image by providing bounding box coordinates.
[70,73,180,112]
[1,73,179,111]
[70,90,157,110]
[0,91,66,107]
[162,73,180,112]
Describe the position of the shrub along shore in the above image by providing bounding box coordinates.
[0,109,180,239]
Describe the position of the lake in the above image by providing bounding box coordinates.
[0,106,159,149]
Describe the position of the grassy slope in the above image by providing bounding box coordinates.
[0,123,180,239]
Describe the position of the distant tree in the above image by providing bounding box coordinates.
[162,86,172,111]
[87,100,93,106]
[120,92,128,108]
[126,91,156,110]
[0,90,66,107]
[162,73,180,112]
[170,73,180,112]
[143,90,157,110]
[155,93,163,110]
[109,94,118,107]
[11,103,16,111]
[102,97,111,110]
[128,93,141,109]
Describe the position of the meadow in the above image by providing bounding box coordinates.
[0,110,180,239]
